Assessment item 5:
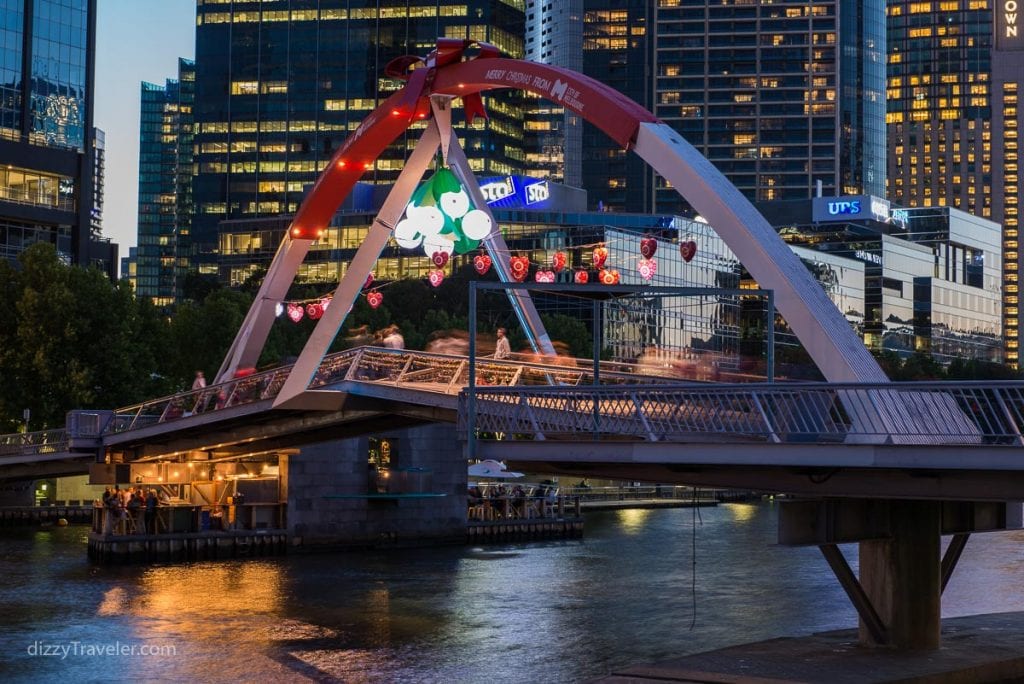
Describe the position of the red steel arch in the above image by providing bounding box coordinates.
[289,41,656,241]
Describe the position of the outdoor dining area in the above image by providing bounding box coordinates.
[466,460,583,541]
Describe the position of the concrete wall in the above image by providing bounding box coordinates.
[286,423,466,549]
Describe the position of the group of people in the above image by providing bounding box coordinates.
[100,485,167,535]
[467,482,558,521]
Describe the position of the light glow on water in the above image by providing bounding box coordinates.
[1,504,1023,681]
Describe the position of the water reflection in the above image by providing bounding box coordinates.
[616,508,652,532]
[1,504,1024,681]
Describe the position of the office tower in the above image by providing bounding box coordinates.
[135,58,194,307]
[529,1,885,215]
[0,0,97,266]
[524,0,582,187]
[654,0,886,214]
[887,0,1023,365]
[189,2,525,281]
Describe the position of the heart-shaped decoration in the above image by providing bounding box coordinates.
[534,270,555,283]
[510,256,529,282]
[574,270,589,284]
[593,246,609,269]
[320,297,332,311]
[428,270,445,288]
[679,240,697,263]
[364,272,374,289]
[432,251,449,268]
[287,303,304,323]
[306,302,324,320]
[598,269,615,285]
[638,258,657,281]
[640,237,657,260]
[367,291,383,309]
[552,251,567,273]
[473,254,492,275]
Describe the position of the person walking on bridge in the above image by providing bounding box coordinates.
[192,370,207,390]
[493,327,511,360]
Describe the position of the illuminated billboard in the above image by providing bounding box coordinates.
[996,0,1024,50]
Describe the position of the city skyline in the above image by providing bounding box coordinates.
[94,0,194,252]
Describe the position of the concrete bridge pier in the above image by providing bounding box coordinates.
[857,500,941,650]
[781,498,1015,651]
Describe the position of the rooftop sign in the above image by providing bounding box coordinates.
[812,195,890,224]
[997,0,1023,50]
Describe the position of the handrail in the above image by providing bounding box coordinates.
[459,381,1024,446]
[0,429,69,456]
[100,345,694,435]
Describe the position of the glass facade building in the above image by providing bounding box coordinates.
[524,1,886,215]
[136,58,195,307]
[760,197,1003,363]
[0,0,97,266]
[189,0,526,276]
[886,0,1022,366]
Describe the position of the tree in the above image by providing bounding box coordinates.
[0,244,172,430]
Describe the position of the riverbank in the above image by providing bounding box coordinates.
[597,611,1024,683]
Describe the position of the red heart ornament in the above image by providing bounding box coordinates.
[428,270,445,288]
[287,303,304,323]
[638,258,657,281]
[552,251,567,273]
[640,238,657,259]
[593,246,609,269]
[534,270,555,283]
[363,272,374,289]
[473,254,492,275]
[574,270,589,284]
[679,240,697,262]
[510,256,529,282]
[367,291,383,309]
[306,302,324,320]
[432,251,449,268]
[599,269,614,285]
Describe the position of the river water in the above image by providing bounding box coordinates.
[1,502,1023,682]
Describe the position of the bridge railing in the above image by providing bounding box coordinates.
[459,381,1024,446]
[0,429,69,456]
[98,345,706,435]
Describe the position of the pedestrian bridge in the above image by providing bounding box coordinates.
[4,346,1024,500]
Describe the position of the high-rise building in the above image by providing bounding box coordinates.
[135,58,194,307]
[525,2,886,215]
[886,0,1023,366]
[0,0,97,266]
[524,0,582,188]
[188,1,525,280]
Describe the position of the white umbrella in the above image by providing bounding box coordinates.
[468,459,524,479]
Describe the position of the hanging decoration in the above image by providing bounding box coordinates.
[428,270,445,288]
[640,237,657,260]
[367,291,383,309]
[275,302,285,318]
[287,303,305,323]
[637,258,657,281]
[431,251,449,268]
[393,167,494,257]
[473,253,492,275]
[598,268,620,285]
[534,270,556,283]
[551,251,567,273]
[574,270,589,284]
[364,272,374,289]
[320,296,331,312]
[306,301,324,320]
[592,246,609,269]
[509,255,529,282]
[679,240,697,263]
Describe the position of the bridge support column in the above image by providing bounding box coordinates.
[858,500,941,650]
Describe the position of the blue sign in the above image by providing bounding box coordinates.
[828,200,861,216]
[812,195,890,223]
[478,176,553,209]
